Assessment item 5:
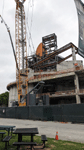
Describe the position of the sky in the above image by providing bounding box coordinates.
[0,0,84,94]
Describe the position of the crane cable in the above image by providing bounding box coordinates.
[26,0,31,56]
[29,0,35,54]
[26,23,35,54]
[29,0,34,32]
[27,0,34,55]
[26,0,35,55]
[2,0,5,17]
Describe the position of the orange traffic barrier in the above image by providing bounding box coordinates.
[55,131,58,140]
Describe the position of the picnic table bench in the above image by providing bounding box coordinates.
[13,142,37,150]
[3,136,12,150]
[41,135,47,148]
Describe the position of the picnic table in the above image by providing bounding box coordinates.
[13,128,39,142]
[13,128,39,150]
[0,125,16,149]
[0,125,16,135]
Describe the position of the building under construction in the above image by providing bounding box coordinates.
[7,33,84,107]
[3,0,84,107]
[1,0,84,123]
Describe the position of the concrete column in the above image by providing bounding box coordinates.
[72,46,76,65]
[74,74,81,104]
[72,46,81,104]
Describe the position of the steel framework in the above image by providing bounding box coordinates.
[28,32,78,72]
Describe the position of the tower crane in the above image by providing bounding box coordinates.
[0,0,28,106]
[15,0,28,106]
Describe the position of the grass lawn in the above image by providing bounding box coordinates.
[0,130,84,150]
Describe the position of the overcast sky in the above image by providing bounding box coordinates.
[0,0,84,94]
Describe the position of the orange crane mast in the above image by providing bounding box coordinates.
[15,0,28,106]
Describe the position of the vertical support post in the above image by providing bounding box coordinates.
[72,46,81,104]
[72,46,76,66]
[74,74,81,104]
[55,55,58,71]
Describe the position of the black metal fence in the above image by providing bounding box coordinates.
[0,104,84,123]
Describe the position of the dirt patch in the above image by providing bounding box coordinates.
[35,149,50,150]
[34,137,38,140]
[50,144,55,148]
[53,140,58,143]
[23,145,50,150]
[62,143,76,146]
[35,148,49,150]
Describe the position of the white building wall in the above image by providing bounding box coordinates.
[8,86,18,107]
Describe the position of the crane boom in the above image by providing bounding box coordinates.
[0,15,19,70]
[0,0,28,106]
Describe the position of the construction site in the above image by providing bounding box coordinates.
[0,0,84,123]
[7,37,84,107]
[2,0,83,107]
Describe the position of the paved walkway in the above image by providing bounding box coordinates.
[0,118,84,143]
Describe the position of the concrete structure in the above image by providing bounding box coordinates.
[57,60,82,71]
[7,42,84,107]
[7,82,18,107]
[7,60,84,107]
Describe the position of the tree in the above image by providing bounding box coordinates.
[0,91,9,107]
